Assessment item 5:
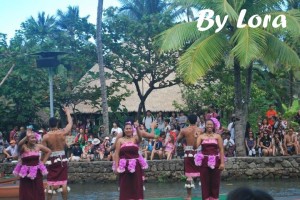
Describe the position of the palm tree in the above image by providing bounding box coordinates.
[156,0,300,156]
[119,0,168,20]
[21,12,56,48]
[97,0,109,135]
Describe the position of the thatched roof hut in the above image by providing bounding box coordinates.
[72,64,184,113]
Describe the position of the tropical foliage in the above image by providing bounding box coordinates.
[156,0,300,155]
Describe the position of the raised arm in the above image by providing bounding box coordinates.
[62,106,73,135]
[139,121,158,139]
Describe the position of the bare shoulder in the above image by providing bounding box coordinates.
[42,134,49,140]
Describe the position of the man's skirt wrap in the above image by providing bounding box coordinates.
[46,151,68,186]
[184,146,200,179]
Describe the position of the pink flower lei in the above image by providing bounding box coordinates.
[194,153,204,166]
[117,159,127,173]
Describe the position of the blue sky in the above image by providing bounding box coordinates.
[0,0,120,40]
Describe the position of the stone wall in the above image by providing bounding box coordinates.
[1,156,299,183]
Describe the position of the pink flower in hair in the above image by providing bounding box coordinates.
[13,163,22,176]
[128,159,136,173]
[117,159,126,173]
[138,155,148,169]
[35,133,41,141]
[208,155,216,169]
[194,153,204,166]
[210,118,220,130]
[19,165,29,178]
[27,166,38,180]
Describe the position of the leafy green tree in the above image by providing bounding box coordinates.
[102,2,181,120]
[156,0,300,155]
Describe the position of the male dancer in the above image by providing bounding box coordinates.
[42,106,73,200]
[177,114,202,200]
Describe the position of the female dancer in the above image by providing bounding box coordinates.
[114,120,158,200]
[195,119,225,200]
[13,132,51,200]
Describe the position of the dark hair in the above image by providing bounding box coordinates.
[49,117,59,128]
[188,114,197,125]
[164,118,170,123]
[227,187,274,200]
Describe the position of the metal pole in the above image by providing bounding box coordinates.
[49,67,54,117]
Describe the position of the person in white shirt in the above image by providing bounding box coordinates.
[223,132,235,157]
[3,140,18,162]
[143,110,154,130]
[227,114,239,141]
[111,122,123,136]
[198,115,205,132]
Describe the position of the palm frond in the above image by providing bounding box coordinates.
[231,27,267,67]
[262,31,300,68]
[154,22,204,52]
[231,0,246,12]
[263,9,300,39]
[178,33,229,84]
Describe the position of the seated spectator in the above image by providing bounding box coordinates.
[272,131,284,156]
[164,135,175,160]
[91,138,100,160]
[95,138,105,160]
[258,118,273,134]
[260,131,273,156]
[3,140,18,162]
[139,138,149,158]
[103,136,112,161]
[245,131,256,157]
[144,139,153,160]
[284,128,298,155]
[176,139,185,159]
[65,132,75,158]
[223,132,235,157]
[0,132,5,162]
[256,131,263,157]
[70,143,82,162]
[150,138,163,160]
[82,139,95,162]
[75,128,88,148]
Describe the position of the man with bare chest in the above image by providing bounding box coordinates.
[284,128,299,155]
[177,114,202,200]
[42,107,73,200]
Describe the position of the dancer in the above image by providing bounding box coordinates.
[114,121,156,200]
[13,131,51,200]
[42,106,73,200]
[195,119,225,200]
[176,114,202,200]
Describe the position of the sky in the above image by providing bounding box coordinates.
[0,0,120,41]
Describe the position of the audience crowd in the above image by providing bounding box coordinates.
[1,105,300,163]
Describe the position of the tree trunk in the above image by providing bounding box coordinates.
[96,0,109,135]
[289,70,294,107]
[137,99,145,121]
[244,63,253,118]
[233,59,246,156]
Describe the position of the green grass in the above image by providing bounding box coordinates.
[146,194,227,200]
